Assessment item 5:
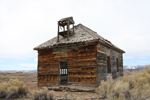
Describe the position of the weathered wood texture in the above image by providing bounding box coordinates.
[38,42,97,87]
[97,43,123,86]
[37,41,123,88]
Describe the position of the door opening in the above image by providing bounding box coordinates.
[60,61,68,85]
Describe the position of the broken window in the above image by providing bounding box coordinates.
[60,61,68,85]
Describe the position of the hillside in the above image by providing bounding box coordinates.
[123,65,146,72]
[0,65,147,73]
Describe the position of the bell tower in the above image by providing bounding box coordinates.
[57,17,75,42]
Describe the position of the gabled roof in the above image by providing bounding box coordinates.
[34,24,125,53]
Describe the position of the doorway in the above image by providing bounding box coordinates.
[60,61,68,85]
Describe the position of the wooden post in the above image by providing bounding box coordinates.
[63,26,65,31]
[57,22,59,42]
[67,20,69,41]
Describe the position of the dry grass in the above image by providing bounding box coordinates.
[0,73,37,80]
[0,72,99,100]
[0,73,37,99]
[0,79,29,99]
[96,65,150,100]
[2,66,150,100]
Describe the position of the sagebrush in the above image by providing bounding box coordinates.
[96,65,150,100]
[34,87,55,100]
[0,79,29,99]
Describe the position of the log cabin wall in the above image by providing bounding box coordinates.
[38,42,98,87]
[97,43,123,86]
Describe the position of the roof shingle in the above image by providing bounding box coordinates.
[33,24,125,53]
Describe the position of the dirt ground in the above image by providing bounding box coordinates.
[0,73,100,100]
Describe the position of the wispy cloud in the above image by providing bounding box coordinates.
[0,64,15,70]
[18,63,36,67]
[138,60,150,63]
[138,56,148,59]
[123,56,134,59]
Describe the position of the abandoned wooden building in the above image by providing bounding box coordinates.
[34,17,125,90]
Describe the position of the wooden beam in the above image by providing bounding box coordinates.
[69,18,74,24]
[97,50,105,54]
[63,26,65,31]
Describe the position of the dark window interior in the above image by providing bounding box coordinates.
[117,58,119,72]
[60,61,68,85]
[107,57,111,73]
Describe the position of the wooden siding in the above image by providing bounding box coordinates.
[97,43,123,86]
[37,41,123,88]
[38,42,98,87]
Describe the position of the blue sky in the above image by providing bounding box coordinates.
[0,57,37,70]
[0,0,150,70]
[124,56,150,66]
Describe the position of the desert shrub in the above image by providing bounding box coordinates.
[34,87,55,100]
[0,89,7,98]
[111,80,130,99]
[7,86,18,93]
[96,77,114,98]
[34,87,48,100]
[47,90,55,100]
[145,65,150,74]
[62,90,68,100]
[129,77,150,100]
[34,91,47,100]
[96,65,150,100]
[0,82,8,98]
[0,79,29,99]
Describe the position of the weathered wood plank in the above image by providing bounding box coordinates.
[37,43,98,87]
